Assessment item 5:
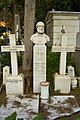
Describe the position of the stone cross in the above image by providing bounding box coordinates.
[1,34,25,76]
[14,14,20,41]
[52,25,75,75]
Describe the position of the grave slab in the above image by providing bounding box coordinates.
[6,74,24,95]
[67,66,75,79]
[3,66,10,85]
[40,95,80,120]
[0,94,39,120]
[54,74,71,93]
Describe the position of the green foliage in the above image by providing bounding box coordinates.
[46,47,60,93]
[17,118,23,120]
[75,68,80,76]
[75,117,80,120]
[47,47,60,74]
[67,53,75,67]
[33,113,43,120]
[18,53,23,66]
[0,53,11,67]
[5,112,17,120]
[5,112,23,120]
[54,0,72,11]
[35,0,74,22]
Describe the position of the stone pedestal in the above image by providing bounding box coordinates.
[6,74,24,95]
[40,81,50,99]
[54,74,71,93]
[33,45,46,93]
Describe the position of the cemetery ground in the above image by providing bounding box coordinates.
[0,50,80,119]
[0,78,80,120]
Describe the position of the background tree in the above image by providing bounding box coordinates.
[0,0,80,73]
[0,0,24,32]
[23,0,36,71]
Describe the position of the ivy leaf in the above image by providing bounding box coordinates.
[5,112,17,120]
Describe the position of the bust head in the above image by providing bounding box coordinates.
[36,22,45,34]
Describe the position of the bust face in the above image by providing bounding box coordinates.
[36,22,45,34]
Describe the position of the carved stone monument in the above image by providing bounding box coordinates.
[53,27,72,93]
[30,22,50,93]
[46,11,80,93]
[1,34,25,95]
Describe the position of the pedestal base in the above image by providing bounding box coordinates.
[6,73,24,95]
[54,74,71,93]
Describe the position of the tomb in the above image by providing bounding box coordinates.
[46,11,80,93]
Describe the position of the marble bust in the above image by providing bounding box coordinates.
[30,21,50,44]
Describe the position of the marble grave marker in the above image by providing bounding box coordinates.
[1,34,25,95]
[30,22,50,93]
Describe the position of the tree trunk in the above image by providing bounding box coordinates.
[23,0,36,71]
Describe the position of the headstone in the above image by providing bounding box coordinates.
[67,66,75,79]
[52,26,75,93]
[54,74,71,93]
[3,66,10,85]
[1,34,25,95]
[1,34,25,76]
[67,66,77,89]
[30,22,50,93]
[52,26,75,75]
[6,74,24,95]
[45,11,80,93]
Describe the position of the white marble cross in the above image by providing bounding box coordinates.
[1,34,25,76]
[52,26,75,75]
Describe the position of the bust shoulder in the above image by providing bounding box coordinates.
[30,33,37,42]
[44,33,50,42]
[30,32,50,44]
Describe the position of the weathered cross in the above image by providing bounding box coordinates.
[1,34,25,76]
[52,25,75,75]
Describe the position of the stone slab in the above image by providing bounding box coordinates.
[6,74,24,95]
[0,94,39,120]
[54,74,71,93]
[3,66,10,85]
[67,66,75,79]
[40,95,80,120]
